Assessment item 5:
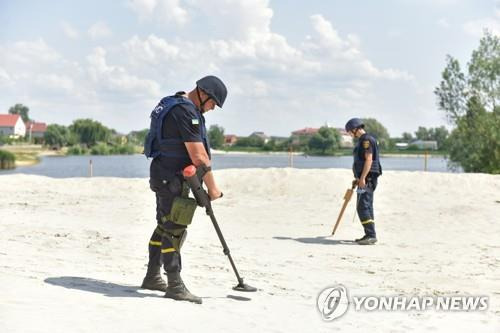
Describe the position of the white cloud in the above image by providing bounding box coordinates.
[34,74,75,94]
[437,18,450,29]
[61,21,79,39]
[88,22,112,40]
[127,0,188,25]
[4,39,61,65]
[87,47,161,98]
[309,14,346,50]
[2,1,420,135]
[192,0,273,39]
[0,67,10,80]
[401,0,458,6]
[463,10,500,37]
[0,67,12,89]
[123,34,180,65]
[304,15,413,81]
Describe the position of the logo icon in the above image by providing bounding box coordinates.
[317,285,349,321]
[153,105,163,114]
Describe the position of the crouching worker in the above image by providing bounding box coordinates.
[345,118,382,245]
[141,76,227,304]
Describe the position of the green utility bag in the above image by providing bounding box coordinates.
[165,197,198,226]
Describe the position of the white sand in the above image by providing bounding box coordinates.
[1,169,499,332]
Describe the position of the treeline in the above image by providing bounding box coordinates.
[208,120,451,156]
[44,119,144,155]
[208,124,344,155]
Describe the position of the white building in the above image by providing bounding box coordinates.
[410,140,438,150]
[336,128,354,148]
[0,114,26,138]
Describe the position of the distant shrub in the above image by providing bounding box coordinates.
[110,144,136,155]
[90,143,111,155]
[0,149,16,169]
[66,143,137,155]
[67,145,89,155]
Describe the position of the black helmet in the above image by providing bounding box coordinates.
[196,75,227,107]
[345,118,364,132]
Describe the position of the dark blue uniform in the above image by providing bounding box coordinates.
[353,133,382,238]
[147,92,210,274]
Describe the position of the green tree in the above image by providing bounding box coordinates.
[44,124,70,148]
[127,129,149,145]
[235,136,264,148]
[307,126,341,155]
[263,139,276,151]
[401,132,413,142]
[414,126,450,150]
[468,31,499,112]
[208,125,225,149]
[361,118,390,149]
[8,104,31,123]
[435,56,467,123]
[435,31,499,173]
[69,119,111,147]
[447,99,499,173]
[415,126,431,140]
[432,126,450,150]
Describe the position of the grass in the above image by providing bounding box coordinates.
[0,149,16,169]
[0,144,65,167]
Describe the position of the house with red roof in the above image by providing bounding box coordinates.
[291,126,353,148]
[0,114,26,138]
[25,121,48,139]
[291,127,319,136]
[224,134,238,146]
[336,127,354,148]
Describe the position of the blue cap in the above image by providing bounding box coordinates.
[345,118,364,132]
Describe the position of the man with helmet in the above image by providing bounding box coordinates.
[141,75,227,304]
[345,118,382,245]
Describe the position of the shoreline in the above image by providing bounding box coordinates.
[2,145,447,172]
[212,149,446,158]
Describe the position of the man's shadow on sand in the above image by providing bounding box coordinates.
[273,236,357,245]
[45,276,161,298]
[44,277,252,301]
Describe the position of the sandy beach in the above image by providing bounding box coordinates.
[1,169,499,332]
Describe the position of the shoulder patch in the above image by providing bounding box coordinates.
[362,140,370,149]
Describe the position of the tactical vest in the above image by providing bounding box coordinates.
[144,95,210,159]
[353,134,382,178]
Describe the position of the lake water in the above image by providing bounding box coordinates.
[0,153,459,178]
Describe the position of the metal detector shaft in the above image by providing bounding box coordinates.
[182,165,245,286]
[205,204,245,286]
[331,180,358,235]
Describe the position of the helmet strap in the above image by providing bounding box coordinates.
[196,87,211,113]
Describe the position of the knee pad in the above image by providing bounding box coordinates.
[171,229,187,251]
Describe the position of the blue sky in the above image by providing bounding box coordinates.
[1,0,498,136]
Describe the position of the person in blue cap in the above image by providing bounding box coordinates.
[345,118,382,245]
[141,75,227,303]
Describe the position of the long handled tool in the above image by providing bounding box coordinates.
[183,165,257,292]
[331,180,358,235]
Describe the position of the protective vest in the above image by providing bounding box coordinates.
[353,133,382,178]
[144,95,210,159]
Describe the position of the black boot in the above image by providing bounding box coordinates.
[355,235,377,245]
[164,272,202,304]
[141,265,168,292]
